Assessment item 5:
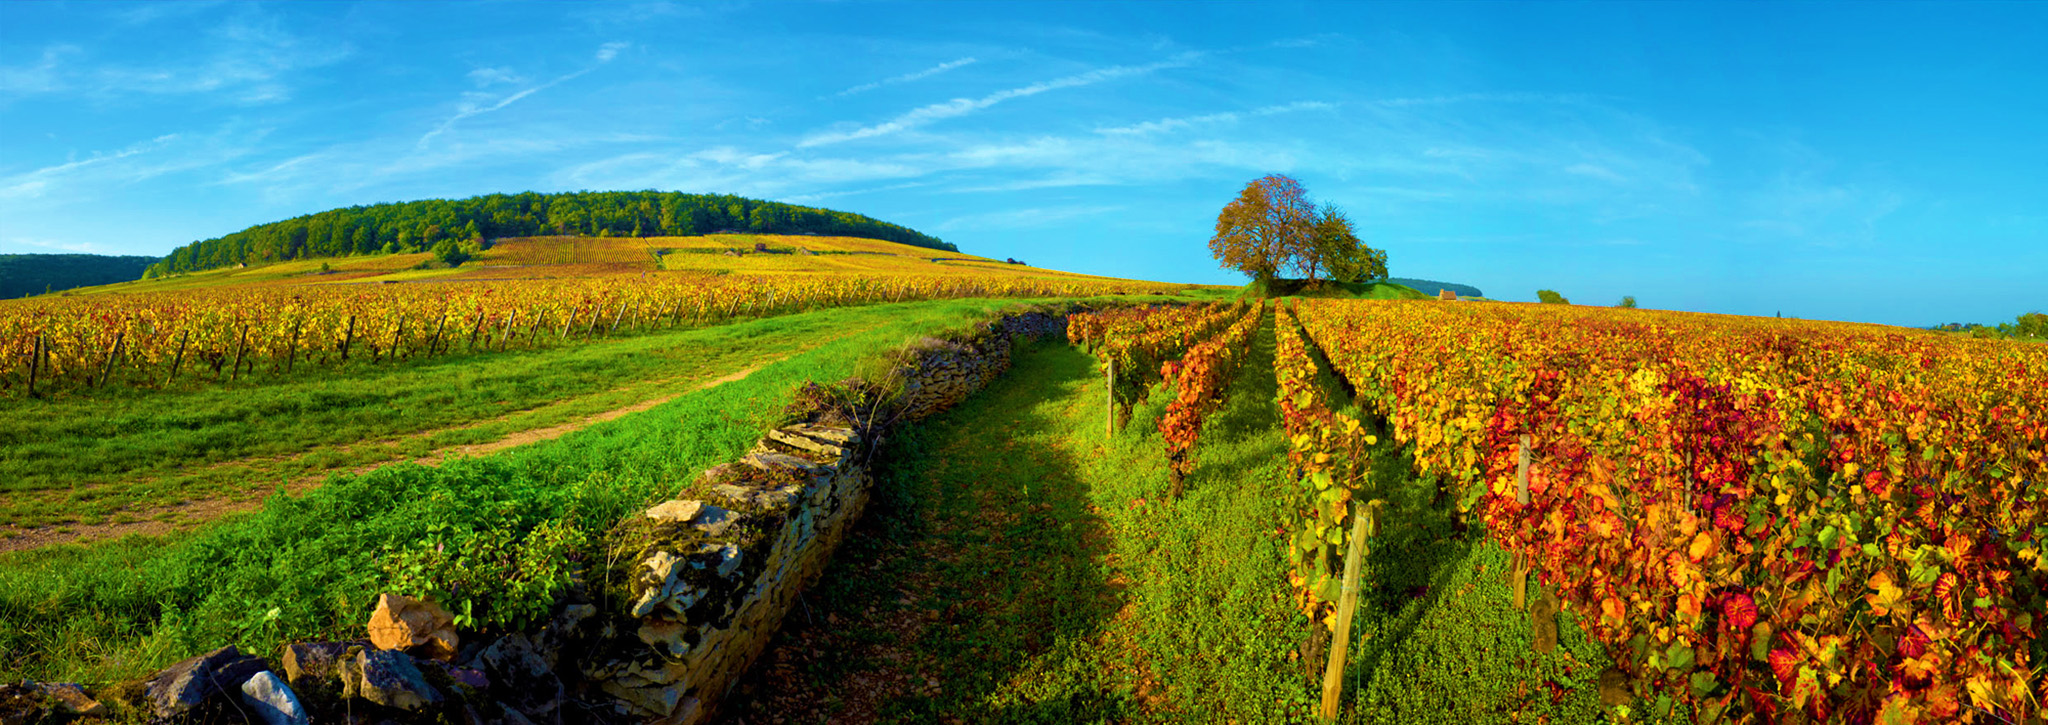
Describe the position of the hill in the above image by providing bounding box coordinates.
[1386,277,1484,299]
[144,191,955,279]
[87,233,1145,296]
[0,253,160,299]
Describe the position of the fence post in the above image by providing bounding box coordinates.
[1104,357,1115,437]
[1513,433,1532,610]
[1318,500,1375,722]
[27,334,43,397]
[97,331,125,388]
[166,330,189,386]
[339,315,356,362]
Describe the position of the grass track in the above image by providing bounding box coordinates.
[724,318,1615,724]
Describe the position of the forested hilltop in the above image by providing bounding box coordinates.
[144,191,954,278]
[0,254,160,298]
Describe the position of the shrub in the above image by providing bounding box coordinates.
[1536,289,1569,305]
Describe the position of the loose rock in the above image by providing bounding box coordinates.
[240,671,310,725]
[143,645,266,720]
[343,648,443,711]
[367,593,459,661]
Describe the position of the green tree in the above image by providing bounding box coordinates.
[1619,296,1638,308]
[1537,289,1570,305]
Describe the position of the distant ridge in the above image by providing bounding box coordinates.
[147,191,954,278]
[1386,277,1484,299]
[1,254,161,298]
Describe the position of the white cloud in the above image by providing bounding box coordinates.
[1564,163,1627,183]
[934,205,1124,232]
[0,134,179,200]
[418,42,626,149]
[1095,100,1335,136]
[467,67,524,87]
[798,53,1200,147]
[833,57,979,98]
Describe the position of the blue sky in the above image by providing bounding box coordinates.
[2,1,2042,326]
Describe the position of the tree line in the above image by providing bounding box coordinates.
[144,191,955,278]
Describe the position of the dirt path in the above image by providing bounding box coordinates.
[0,364,770,554]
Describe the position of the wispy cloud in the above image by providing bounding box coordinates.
[417,43,627,149]
[1095,100,1335,136]
[0,134,179,200]
[0,10,349,103]
[934,204,1124,232]
[833,57,979,98]
[798,53,1200,147]
[467,67,525,87]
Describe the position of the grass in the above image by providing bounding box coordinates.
[724,315,1613,723]
[0,301,938,528]
[0,297,1092,688]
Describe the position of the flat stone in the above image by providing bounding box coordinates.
[33,682,103,717]
[345,648,442,711]
[741,451,826,475]
[766,428,844,457]
[239,671,310,725]
[144,645,252,720]
[644,499,703,523]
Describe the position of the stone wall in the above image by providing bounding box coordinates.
[583,306,1072,724]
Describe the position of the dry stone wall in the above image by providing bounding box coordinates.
[584,305,1073,724]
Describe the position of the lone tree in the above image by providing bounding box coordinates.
[1210,174,1385,286]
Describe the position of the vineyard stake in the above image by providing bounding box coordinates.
[339,316,356,362]
[1513,433,1532,610]
[499,310,517,352]
[426,313,448,357]
[560,308,578,338]
[1105,357,1115,437]
[284,322,302,373]
[526,310,544,347]
[229,325,249,382]
[166,330,189,387]
[96,331,125,388]
[27,334,43,398]
[1318,500,1374,723]
[390,313,407,362]
[466,308,485,352]
[584,305,604,337]
[608,302,627,335]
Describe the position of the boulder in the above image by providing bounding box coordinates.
[645,500,742,538]
[143,645,268,720]
[239,671,311,725]
[283,641,362,690]
[367,593,459,661]
[474,635,562,724]
[342,648,442,711]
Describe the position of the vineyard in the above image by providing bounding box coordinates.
[3,238,1178,397]
[1057,297,2047,722]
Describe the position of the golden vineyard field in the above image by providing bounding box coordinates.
[1,235,1183,396]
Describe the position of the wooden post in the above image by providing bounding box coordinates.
[339,315,356,362]
[466,309,485,352]
[284,322,302,373]
[389,313,407,362]
[96,331,125,388]
[1319,500,1375,722]
[1104,357,1115,437]
[27,333,43,398]
[559,308,578,339]
[1513,433,1532,610]
[608,302,627,335]
[229,325,249,382]
[426,313,448,357]
[499,310,517,352]
[166,330,189,386]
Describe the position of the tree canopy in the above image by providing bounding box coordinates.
[143,190,953,278]
[1208,175,1385,284]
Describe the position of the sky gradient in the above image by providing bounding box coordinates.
[2,1,2042,326]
